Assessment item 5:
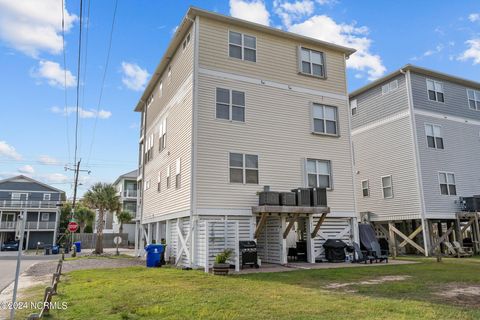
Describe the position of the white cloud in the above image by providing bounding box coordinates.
[315,0,336,4]
[38,155,59,165]
[0,0,77,57]
[288,15,386,80]
[229,0,270,26]
[0,141,22,160]
[458,39,480,65]
[18,165,34,174]
[468,13,480,23]
[274,0,314,27]
[39,173,69,184]
[50,106,112,119]
[121,62,149,91]
[33,60,76,88]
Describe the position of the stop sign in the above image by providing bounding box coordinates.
[68,221,79,233]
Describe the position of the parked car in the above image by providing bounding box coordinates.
[1,241,19,251]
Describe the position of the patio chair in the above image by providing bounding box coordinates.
[352,242,374,264]
[370,241,388,263]
[443,242,458,256]
[452,241,473,257]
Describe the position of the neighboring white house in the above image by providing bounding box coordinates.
[134,7,358,270]
[350,64,480,256]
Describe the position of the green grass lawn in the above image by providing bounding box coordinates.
[18,257,480,320]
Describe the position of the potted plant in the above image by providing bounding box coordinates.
[213,249,232,275]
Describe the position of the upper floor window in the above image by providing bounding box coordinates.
[166,166,171,189]
[467,89,480,111]
[312,104,338,135]
[167,66,172,84]
[361,180,369,197]
[158,118,167,152]
[157,172,161,192]
[144,178,151,191]
[216,88,245,122]
[145,134,154,163]
[175,158,181,189]
[381,175,393,199]
[425,124,444,149]
[182,33,191,51]
[427,79,444,102]
[350,99,357,116]
[147,94,154,109]
[229,31,256,62]
[439,172,456,195]
[300,47,325,78]
[41,212,49,221]
[307,159,332,189]
[229,153,258,184]
[382,80,398,95]
[158,81,163,98]
[43,194,51,201]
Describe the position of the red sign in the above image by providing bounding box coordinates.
[68,221,79,233]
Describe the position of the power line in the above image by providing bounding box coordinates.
[73,0,84,167]
[78,0,91,158]
[61,0,71,165]
[86,0,119,167]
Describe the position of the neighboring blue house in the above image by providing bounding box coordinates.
[0,175,65,249]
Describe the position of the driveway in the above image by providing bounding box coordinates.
[0,252,58,292]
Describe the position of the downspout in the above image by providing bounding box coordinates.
[402,68,430,256]
[138,100,147,256]
[188,15,199,268]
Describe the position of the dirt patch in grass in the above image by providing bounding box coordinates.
[435,284,480,308]
[325,275,412,290]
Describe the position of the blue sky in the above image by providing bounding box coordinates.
[0,0,479,197]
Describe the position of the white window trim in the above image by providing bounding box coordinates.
[311,103,339,137]
[350,99,357,116]
[41,212,49,221]
[11,193,28,200]
[438,171,456,196]
[158,81,163,98]
[158,117,167,152]
[215,87,246,122]
[424,123,444,150]
[167,66,172,84]
[298,46,326,79]
[361,179,369,197]
[466,88,480,111]
[381,175,393,199]
[43,194,51,201]
[166,166,171,189]
[229,152,259,184]
[305,159,333,190]
[382,80,399,95]
[228,30,257,63]
[426,78,445,103]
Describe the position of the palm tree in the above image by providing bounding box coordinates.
[83,183,121,254]
[75,205,95,234]
[116,211,133,235]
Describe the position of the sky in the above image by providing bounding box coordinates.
[0,0,479,198]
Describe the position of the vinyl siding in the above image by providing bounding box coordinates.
[410,72,480,121]
[414,113,480,218]
[352,116,422,220]
[195,72,355,214]
[256,216,282,264]
[198,17,347,96]
[350,74,409,129]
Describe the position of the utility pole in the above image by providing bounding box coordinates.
[10,210,26,320]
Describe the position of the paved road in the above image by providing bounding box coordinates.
[0,252,58,292]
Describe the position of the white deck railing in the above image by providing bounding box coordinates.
[1,221,56,230]
[0,200,61,209]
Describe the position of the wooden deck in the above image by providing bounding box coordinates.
[251,205,329,215]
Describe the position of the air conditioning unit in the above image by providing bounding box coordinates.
[279,192,296,206]
[291,188,311,206]
[258,191,280,206]
[462,196,480,212]
[310,188,327,207]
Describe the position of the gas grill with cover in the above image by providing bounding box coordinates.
[239,241,259,269]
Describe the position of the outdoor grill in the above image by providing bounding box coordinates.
[239,241,259,269]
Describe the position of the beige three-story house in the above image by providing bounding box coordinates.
[134,7,358,270]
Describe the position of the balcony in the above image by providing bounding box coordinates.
[122,190,138,198]
[0,221,56,230]
[0,200,61,209]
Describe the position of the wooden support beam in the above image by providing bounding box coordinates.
[461,219,474,235]
[455,214,463,246]
[430,225,455,252]
[388,222,397,259]
[254,213,268,239]
[474,213,480,254]
[375,223,390,240]
[283,213,299,239]
[390,225,425,254]
[398,225,423,248]
[310,212,328,238]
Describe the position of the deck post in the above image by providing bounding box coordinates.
[474,214,480,254]
[306,214,315,263]
[281,215,287,265]
[437,222,444,254]
[455,214,462,246]
[388,222,396,259]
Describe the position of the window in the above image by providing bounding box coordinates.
[350,99,357,116]
[182,33,190,50]
[467,89,480,111]
[157,172,161,192]
[145,134,154,162]
[425,124,444,149]
[381,175,393,199]
[158,118,167,152]
[166,166,171,189]
[300,47,325,78]
[361,180,369,197]
[167,66,172,84]
[43,194,51,201]
[439,172,456,195]
[147,94,154,109]
[312,104,338,135]
[41,212,49,221]
[382,80,398,95]
[11,193,21,200]
[229,153,258,184]
[175,158,181,189]
[427,79,444,102]
[229,31,256,62]
[158,81,163,98]
[216,88,245,122]
[307,159,332,189]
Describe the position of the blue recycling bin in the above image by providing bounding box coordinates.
[74,241,81,253]
[145,244,165,268]
[51,245,59,254]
